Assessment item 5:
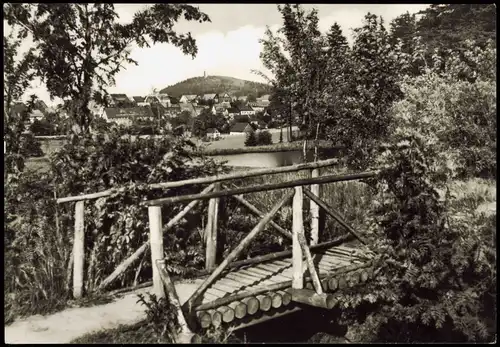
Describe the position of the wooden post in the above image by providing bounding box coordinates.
[292,186,304,289]
[148,206,165,299]
[73,201,85,299]
[310,168,320,245]
[205,184,219,270]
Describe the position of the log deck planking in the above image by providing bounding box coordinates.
[192,245,375,329]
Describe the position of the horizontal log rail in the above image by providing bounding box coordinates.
[144,171,379,206]
[56,158,339,204]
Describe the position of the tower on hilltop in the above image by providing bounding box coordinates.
[204,71,207,78]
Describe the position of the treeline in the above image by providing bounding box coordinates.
[262,4,496,177]
[160,75,271,98]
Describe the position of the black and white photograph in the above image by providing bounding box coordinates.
[4,3,496,344]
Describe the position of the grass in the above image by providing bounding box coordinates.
[71,322,160,344]
[71,321,240,344]
[199,139,336,156]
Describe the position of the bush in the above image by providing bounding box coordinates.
[391,71,496,180]
[256,130,273,145]
[5,170,71,323]
[20,133,44,157]
[29,119,56,136]
[390,39,496,180]
[244,130,257,147]
[334,133,496,343]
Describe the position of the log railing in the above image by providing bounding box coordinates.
[57,158,376,304]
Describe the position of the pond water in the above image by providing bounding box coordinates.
[210,148,341,168]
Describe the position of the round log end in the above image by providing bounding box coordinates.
[191,334,203,343]
[325,294,337,309]
[278,290,292,306]
[360,270,369,283]
[217,306,235,323]
[242,297,260,315]
[257,294,272,312]
[321,279,329,291]
[230,301,248,319]
[197,311,212,329]
[271,292,283,309]
[328,277,338,291]
[349,272,360,286]
[210,310,223,328]
[338,276,347,289]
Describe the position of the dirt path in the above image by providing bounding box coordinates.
[4,279,204,344]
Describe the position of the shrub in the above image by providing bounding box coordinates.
[256,130,273,145]
[5,170,71,323]
[390,39,496,180]
[244,130,257,147]
[29,119,56,136]
[20,133,44,157]
[136,293,180,343]
[334,132,496,343]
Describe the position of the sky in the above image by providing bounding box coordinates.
[5,4,430,105]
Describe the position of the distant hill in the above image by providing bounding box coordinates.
[159,75,271,98]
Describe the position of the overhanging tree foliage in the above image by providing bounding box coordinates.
[3,33,38,179]
[4,3,210,133]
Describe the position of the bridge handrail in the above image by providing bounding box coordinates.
[143,170,379,206]
[56,158,340,204]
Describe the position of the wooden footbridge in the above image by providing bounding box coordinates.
[57,158,380,342]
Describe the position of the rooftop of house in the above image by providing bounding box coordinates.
[165,105,181,111]
[227,107,240,114]
[11,102,27,115]
[133,96,145,102]
[104,107,154,119]
[182,94,199,100]
[258,94,270,101]
[206,128,219,134]
[238,105,254,112]
[237,96,248,101]
[249,101,268,108]
[30,109,45,118]
[110,94,130,101]
[202,93,218,100]
[230,122,253,133]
